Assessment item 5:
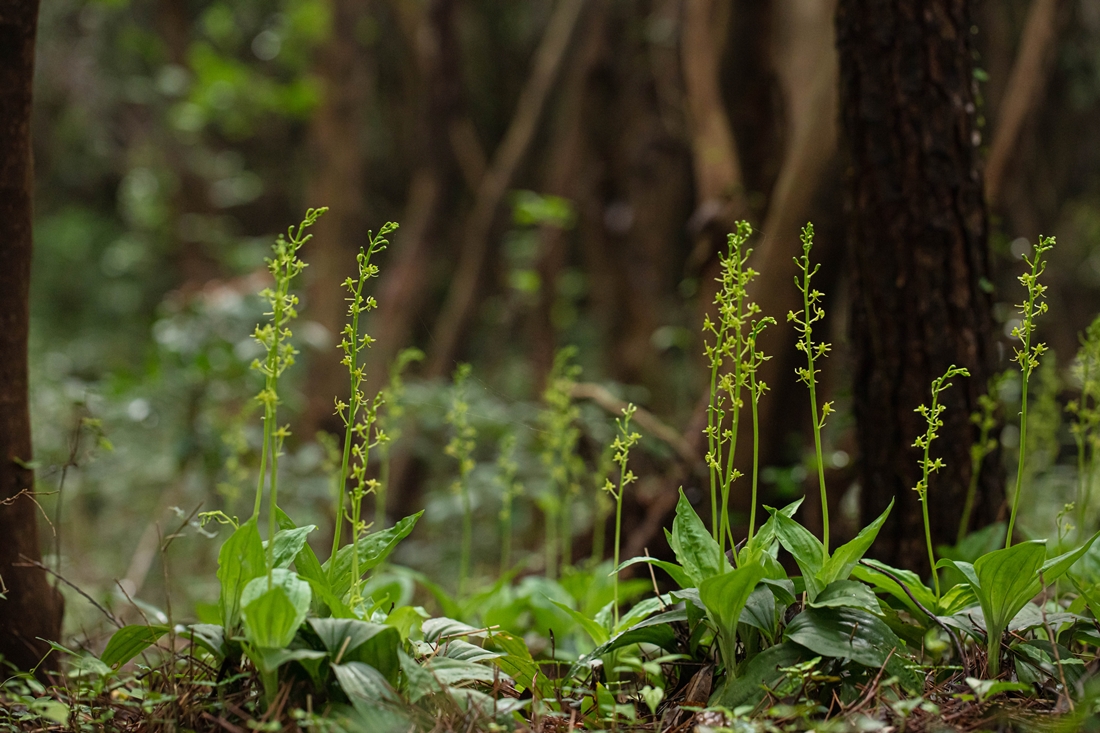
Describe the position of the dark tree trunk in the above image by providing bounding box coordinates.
[300,0,372,439]
[837,0,1004,572]
[0,0,65,673]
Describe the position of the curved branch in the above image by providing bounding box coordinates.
[571,382,699,467]
[427,0,588,376]
[985,0,1062,209]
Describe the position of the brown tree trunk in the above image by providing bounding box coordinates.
[984,0,1063,210]
[300,0,372,438]
[0,0,65,673]
[366,0,464,396]
[837,0,1004,571]
[426,0,586,377]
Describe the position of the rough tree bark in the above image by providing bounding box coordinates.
[837,0,1004,571]
[0,0,65,673]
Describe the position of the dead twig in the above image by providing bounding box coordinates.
[15,554,121,629]
[858,559,968,672]
[571,382,699,468]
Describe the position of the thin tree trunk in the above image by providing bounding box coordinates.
[529,1,608,386]
[681,0,746,228]
[367,0,466,522]
[367,0,463,395]
[0,0,65,673]
[837,0,1003,571]
[738,0,841,534]
[426,0,586,377]
[984,0,1062,209]
[301,0,372,438]
[157,0,221,290]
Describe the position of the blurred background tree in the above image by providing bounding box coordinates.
[16,0,1100,645]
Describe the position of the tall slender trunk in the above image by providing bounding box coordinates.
[837,0,1004,571]
[0,0,65,673]
[301,0,371,438]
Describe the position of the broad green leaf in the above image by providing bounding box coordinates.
[362,572,415,610]
[423,657,501,686]
[441,640,502,663]
[266,525,315,569]
[1013,639,1086,687]
[819,500,893,586]
[251,646,327,674]
[292,540,326,586]
[575,609,686,671]
[46,641,111,678]
[760,576,797,609]
[332,660,398,703]
[452,688,527,721]
[423,617,482,643]
[308,618,401,681]
[709,642,803,709]
[615,556,693,590]
[402,650,443,703]
[615,594,676,635]
[768,508,825,599]
[965,676,1030,702]
[855,559,951,620]
[809,580,881,614]
[938,583,977,615]
[936,557,980,591]
[288,535,334,617]
[973,541,1046,644]
[670,490,730,585]
[186,623,226,660]
[1072,577,1100,623]
[1042,530,1100,580]
[739,586,779,644]
[338,691,413,730]
[698,562,767,671]
[241,569,311,649]
[100,624,169,668]
[302,574,353,619]
[785,607,919,692]
[485,631,547,695]
[29,699,69,726]
[743,497,804,560]
[549,599,610,646]
[385,605,429,641]
[216,518,265,631]
[325,511,423,600]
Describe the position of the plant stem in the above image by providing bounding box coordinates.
[561,489,572,572]
[460,478,472,597]
[748,367,761,543]
[707,357,722,543]
[328,273,367,581]
[1006,237,1053,548]
[1007,376,1030,549]
[958,443,983,546]
[720,396,740,557]
[808,378,829,555]
[608,405,639,629]
[545,508,558,581]
[612,478,623,629]
[791,224,832,556]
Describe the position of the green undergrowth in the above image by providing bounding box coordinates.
[8,216,1100,733]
